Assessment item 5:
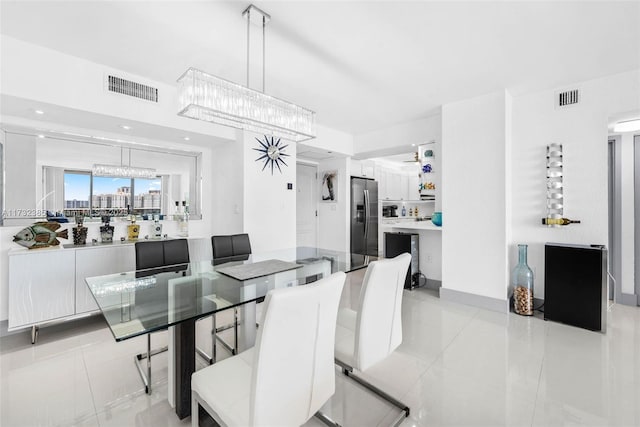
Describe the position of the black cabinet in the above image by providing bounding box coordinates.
[384,232,419,289]
[544,243,607,332]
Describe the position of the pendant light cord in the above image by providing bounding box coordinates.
[262,14,266,93]
[246,7,250,87]
[245,5,267,93]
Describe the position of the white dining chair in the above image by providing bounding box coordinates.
[333,253,412,427]
[191,271,346,427]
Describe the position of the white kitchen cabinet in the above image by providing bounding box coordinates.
[351,159,376,178]
[409,174,420,200]
[377,168,389,199]
[8,249,76,329]
[75,245,136,313]
[400,174,409,200]
[361,160,375,177]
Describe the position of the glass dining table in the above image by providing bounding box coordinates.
[85,246,375,419]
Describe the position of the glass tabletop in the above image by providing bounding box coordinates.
[85,246,375,341]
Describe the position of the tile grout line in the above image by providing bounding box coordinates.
[529,323,550,427]
[396,305,481,419]
[80,345,101,426]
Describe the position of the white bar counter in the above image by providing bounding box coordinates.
[379,219,442,284]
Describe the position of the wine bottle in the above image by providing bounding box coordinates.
[542,217,581,226]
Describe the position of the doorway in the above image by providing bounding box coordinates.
[608,137,621,301]
[635,135,640,303]
[296,162,318,247]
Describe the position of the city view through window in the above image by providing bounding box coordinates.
[64,172,162,218]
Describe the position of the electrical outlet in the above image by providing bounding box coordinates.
[426,255,433,263]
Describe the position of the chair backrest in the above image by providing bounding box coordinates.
[354,252,411,371]
[212,234,252,265]
[135,240,165,270]
[250,272,346,427]
[163,239,190,266]
[135,239,190,270]
[211,235,234,259]
[231,233,252,256]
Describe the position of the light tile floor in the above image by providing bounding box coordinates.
[1,276,639,427]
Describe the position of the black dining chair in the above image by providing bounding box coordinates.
[208,234,253,358]
[134,239,190,393]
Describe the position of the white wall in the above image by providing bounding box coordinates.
[242,131,297,252]
[441,90,512,303]
[354,114,441,155]
[0,36,235,141]
[317,157,350,253]
[211,129,245,236]
[299,125,354,253]
[303,125,355,157]
[511,70,640,299]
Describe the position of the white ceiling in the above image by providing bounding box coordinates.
[1,1,639,136]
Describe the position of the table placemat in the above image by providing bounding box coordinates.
[215,259,303,281]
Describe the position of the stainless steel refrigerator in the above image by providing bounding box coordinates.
[350,177,378,256]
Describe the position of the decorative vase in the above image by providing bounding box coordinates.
[100,216,114,243]
[431,211,442,226]
[150,215,163,239]
[72,215,88,245]
[127,218,140,241]
[512,244,534,316]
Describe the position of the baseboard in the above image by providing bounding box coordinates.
[439,287,509,313]
[424,279,442,290]
[0,320,23,338]
[619,292,639,307]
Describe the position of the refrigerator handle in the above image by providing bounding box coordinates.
[364,189,370,240]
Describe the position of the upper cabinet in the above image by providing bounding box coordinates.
[376,167,419,201]
[351,159,376,178]
[352,157,421,201]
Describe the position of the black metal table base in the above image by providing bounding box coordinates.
[174,319,196,420]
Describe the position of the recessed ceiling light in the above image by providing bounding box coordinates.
[34,109,44,115]
[184,137,190,141]
[37,134,45,138]
[411,143,415,147]
[327,151,333,154]
[120,125,132,130]
[613,119,640,133]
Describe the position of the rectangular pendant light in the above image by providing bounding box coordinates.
[92,164,157,179]
[177,68,316,142]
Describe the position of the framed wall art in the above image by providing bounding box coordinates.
[320,170,338,203]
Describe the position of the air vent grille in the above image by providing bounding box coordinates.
[558,89,579,107]
[107,75,158,102]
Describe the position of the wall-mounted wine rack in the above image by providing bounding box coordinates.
[546,143,564,226]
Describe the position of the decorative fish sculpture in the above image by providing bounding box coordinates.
[13,222,69,249]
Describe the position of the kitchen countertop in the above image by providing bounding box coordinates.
[380,221,442,231]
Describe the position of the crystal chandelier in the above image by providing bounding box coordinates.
[177,4,316,142]
[92,147,157,179]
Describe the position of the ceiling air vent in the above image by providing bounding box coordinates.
[557,89,579,107]
[107,75,158,103]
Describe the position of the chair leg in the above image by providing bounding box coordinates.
[335,359,410,427]
[207,309,240,357]
[134,334,169,394]
[233,306,238,355]
[195,316,216,365]
[191,391,199,427]
[314,411,342,427]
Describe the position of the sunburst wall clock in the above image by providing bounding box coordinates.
[253,135,290,174]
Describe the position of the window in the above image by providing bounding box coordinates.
[63,171,91,218]
[133,178,162,216]
[63,173,162,219]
